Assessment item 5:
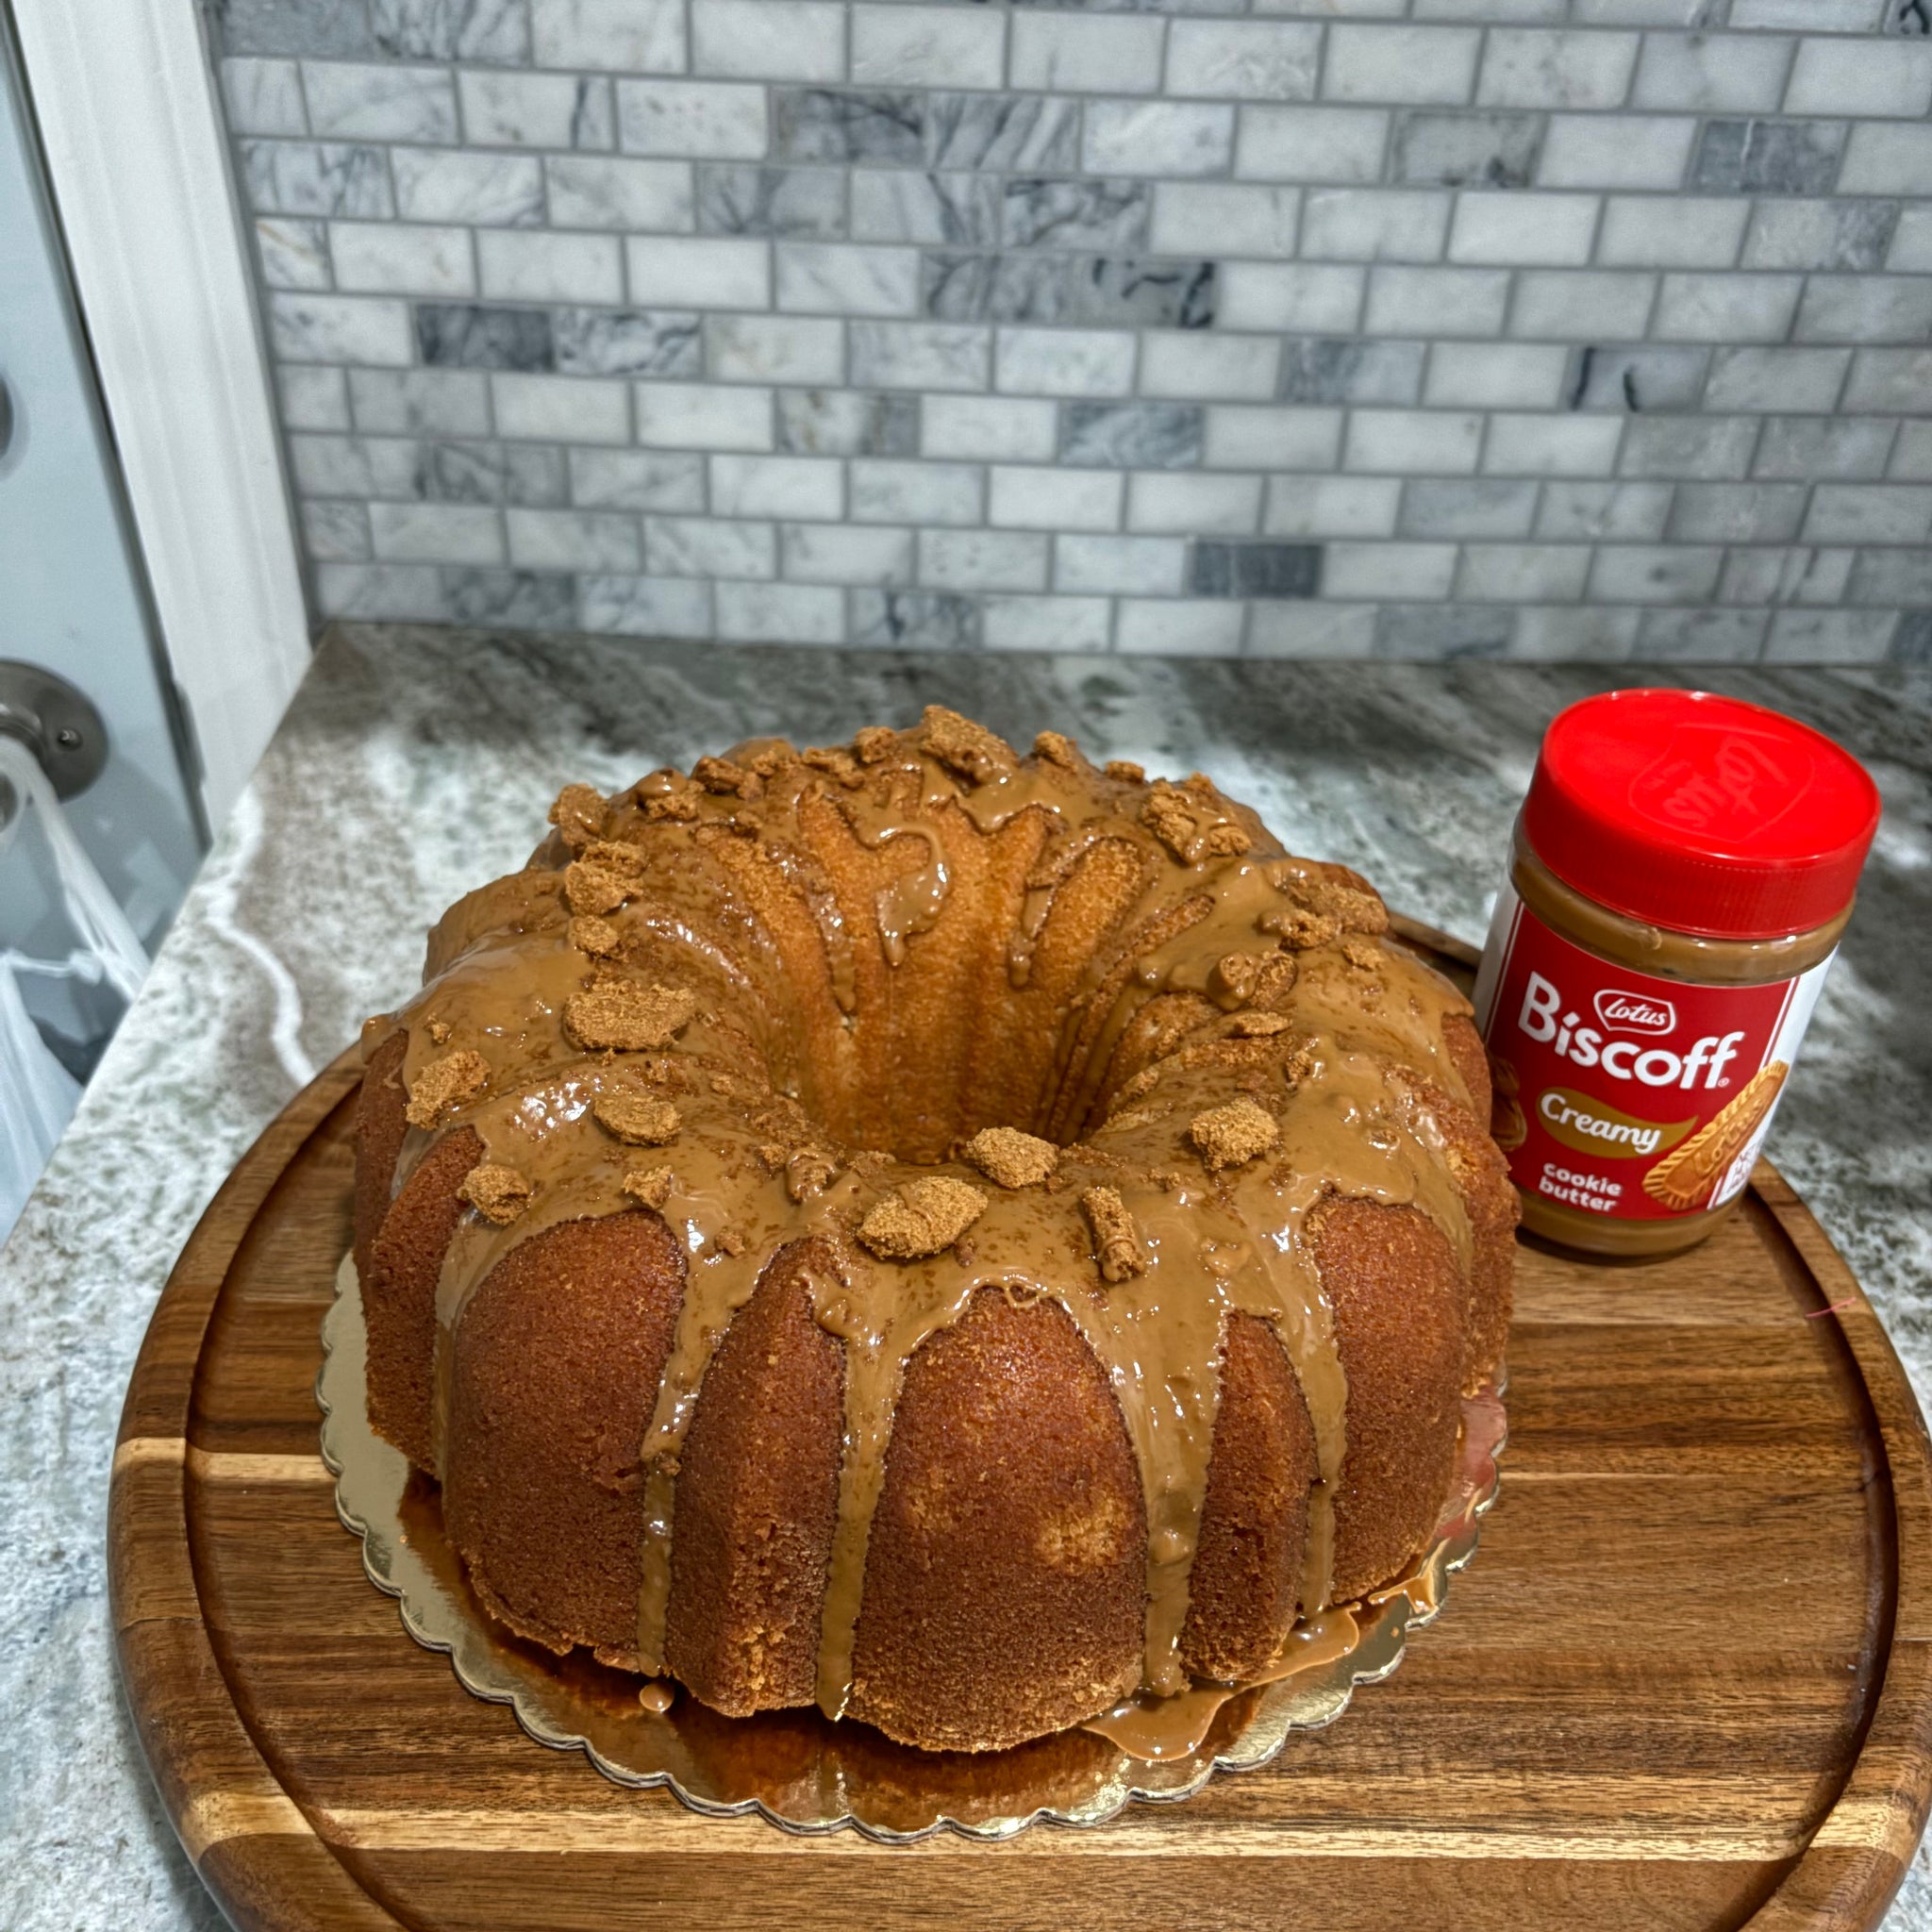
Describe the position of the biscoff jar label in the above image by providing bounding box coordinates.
[1472,877,1835,1223]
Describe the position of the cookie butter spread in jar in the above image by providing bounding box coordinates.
[1473,689,1880,1258]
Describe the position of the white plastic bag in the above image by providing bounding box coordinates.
[0,946,79,1241]
[0,732,150,1241]
[0,733,148,1003]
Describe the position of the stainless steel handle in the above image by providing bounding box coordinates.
[0,660,108,799]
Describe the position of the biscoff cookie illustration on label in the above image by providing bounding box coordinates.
[1643,1061,1788,1212]
[1473,689,1878,1257]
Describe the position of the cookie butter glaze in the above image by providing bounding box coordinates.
[367,710,1483,1721]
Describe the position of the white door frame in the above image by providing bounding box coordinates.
[8,0,310,834]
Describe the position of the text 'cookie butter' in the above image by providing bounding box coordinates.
[1473,689,1880,1259]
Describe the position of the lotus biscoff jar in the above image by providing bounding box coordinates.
[1473,690,1880,1258]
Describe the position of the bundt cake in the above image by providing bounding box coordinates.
[353,709,1516,1754]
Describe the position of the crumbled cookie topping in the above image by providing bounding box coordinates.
[1032,729,1079,768]
[1258,904,1341,950]
[858,1176,988,1260]
[621,1166,674,1210]
[580,839,645,878]
[565,860,630,918]
[563,981,697,1053]
[786,1147,840,1202]
[1230,1010,1292,1038]
[1082,1186,1146,1284]
[1265,857,1388,938]
[458,1161,531,1225]
[693,754,757,797]
[1142,776,1254,866]
[853,725,898,764]
[547,783,605,851]
[425,1018,453,1046]
[1249,951,1300,1008]
[961,1125,1059,1190]
[1104,759,1145,784]
[802,744,866,789]
[1190,1096,1281,1171]
[570,914,621,958]
[405,1049,490,1128]
[633,771,701,822]
[592,1090,682,1145]
[1208,952,1258,1008]
[921,706,1014,785]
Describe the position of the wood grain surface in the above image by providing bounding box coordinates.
[110,931,1932,1932]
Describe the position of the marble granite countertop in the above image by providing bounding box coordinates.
[4,624,1929,1930]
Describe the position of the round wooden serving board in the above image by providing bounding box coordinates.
[111,927,1932,1932]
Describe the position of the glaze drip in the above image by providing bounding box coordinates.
[367,709,1481,1723]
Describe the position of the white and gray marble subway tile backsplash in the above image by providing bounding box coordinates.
[216,0,1932,660]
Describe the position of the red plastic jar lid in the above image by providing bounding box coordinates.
[1522,689,1881,941]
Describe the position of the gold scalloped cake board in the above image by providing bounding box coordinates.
[320,1254,1506,1842]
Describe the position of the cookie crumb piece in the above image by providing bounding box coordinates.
[1082,1186,1146,1284]
[1231,1010,1292,1038]
[593,1091,682,1146]
[786,1148,839,1202]
[1190,1096,1280,1172]
[1250,952,1300,1008]
[548,783,605,850]
[1265,857,1388,938]
[1282,1041,1318,1089]
[641,789,699,823]
[1259,904,1341,950]
[570,914,621,958]
[458,1162,531,1225]
[853,725,898,764]
[920,706,1015,785]
[1032,730,1079,768]
[565,860,630,918]
[1104,759,1145,784]
[693,755,757,797]
[858,1176,987,1260]
[564,982,698,1052]
[425,1018,453,1046]
[405,1049,490,1128]
[621,1166,674,1210]
[1208,952,1257,1008]
[581,839,646,879]
[1142,777,1253,865]
[802,744,865,789]
[961,1125,1059,1190]
[715,1226,749,1257]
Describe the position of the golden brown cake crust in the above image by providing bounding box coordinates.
[445,1210,685,1665]
[352,1028,408,1289]
[846,1288,1145,1753]
[1318,1197,1466,1604]
[351,709,1517,1751]
[1180,1312,1317,1683]
[364,1123,478,1472]
[664,1240,845,1714]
